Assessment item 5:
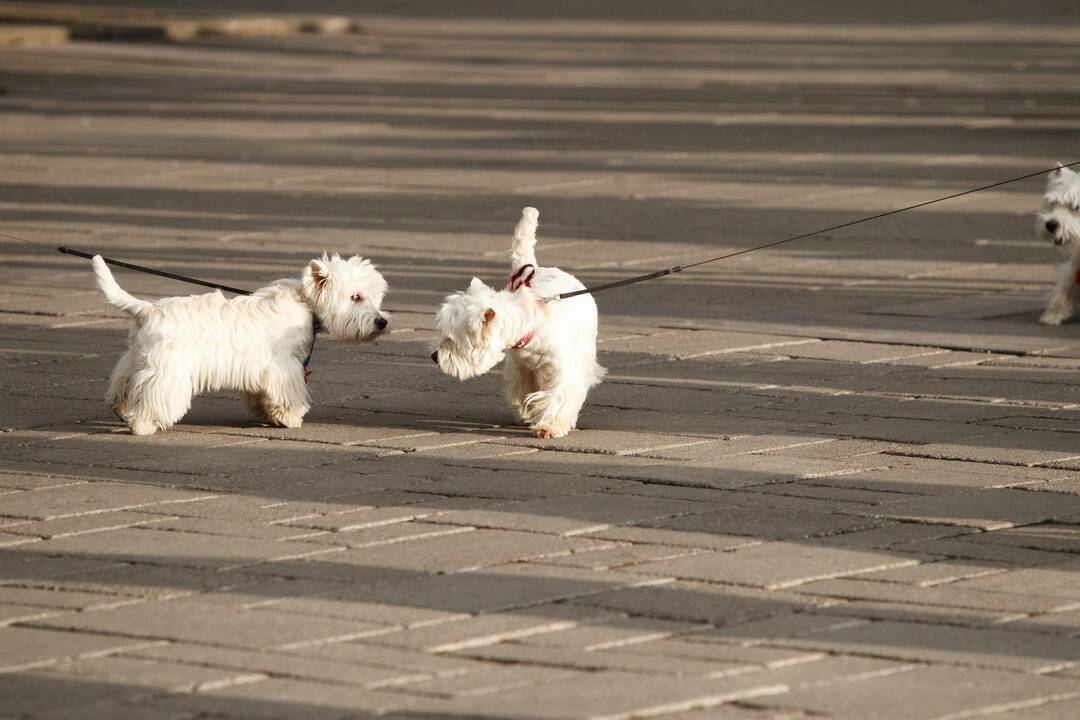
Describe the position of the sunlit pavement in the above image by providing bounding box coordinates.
[3,4,1080,718]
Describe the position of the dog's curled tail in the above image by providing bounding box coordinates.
[511,206,539,271]
[92,255,152,318]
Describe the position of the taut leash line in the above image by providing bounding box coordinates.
[542,160,1080,303]
[57,246,253,296]
[4,160,1078,304]
[0,232,254,296]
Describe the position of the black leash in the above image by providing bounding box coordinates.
[3,160,1076,305]
[541,160,1080,303]
[0,232,254,295]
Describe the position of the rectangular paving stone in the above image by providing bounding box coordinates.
[964,523,1080,554]
[519,616,709,651]
[19,528,341,570]
[442,669,789,720]
[535,543,701,571]
[123,643,429,688]
[0,625,161,672]
[0,585,139,611]
[855,557,1013,587]
[893,430,1080,467]
[425,492,707,536]
[630,434,834,462]
[26,563,268,600]
[773,619,1080,673]
[286,642,481,676]
[757,664,1080,719]
[583,525,765,552]
[795,577,1076,615]
[454,641,749,677]
[0,510,175,539]
[610,637,821,669]
[48,654,248,691]
[148,676,416,720]
[396,663,580,699]
[239,583,467,627]
[364,602,619,654]
[297,563,667,616]
[296,521,473,549]
[852,489,1080,530]
[810,600,1026,627]
[810,458,1069,494]
[0,482,215,520]
[626,542,919,589]
[279,501,490,533]
[892,536,1080,566]
[602,330,817,359]
[575,581,831,626]
[783,340,945,364]
[637,500,877,542]
[951,561,1080,600]
[494,429,717,456]
[0,670,183,719]
[32,598,389,650]
[310,528,608,573]
[0,602,63,625]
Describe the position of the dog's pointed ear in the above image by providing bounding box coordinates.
[469,277,485,290]
[483,308,496,324]
[307,258,330,290]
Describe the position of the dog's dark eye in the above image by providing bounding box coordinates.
[351,293,363,303]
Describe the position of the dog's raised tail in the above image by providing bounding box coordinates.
[511,206,539,271]
[92,255,152,318]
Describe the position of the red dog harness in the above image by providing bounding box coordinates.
[509,264,535,291]
[509,264,538,349]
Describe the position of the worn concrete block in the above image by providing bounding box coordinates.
[627,541,918,589]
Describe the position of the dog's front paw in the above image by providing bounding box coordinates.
[266,408,305,428]
[1039,309,1068,326]
[533,424,570,439]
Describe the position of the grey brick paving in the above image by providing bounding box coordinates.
[3,2,1080,717]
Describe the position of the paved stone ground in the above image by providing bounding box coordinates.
[3,3,1080,719]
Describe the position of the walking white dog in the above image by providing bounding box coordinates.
[1035,164,1080,325]
[93,253,388,435]
[431,207,605,438]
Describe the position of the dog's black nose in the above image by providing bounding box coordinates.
[375,317,388,330]
[430,350,438,363]
[1047,219,1060,233]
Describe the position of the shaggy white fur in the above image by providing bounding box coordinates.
[93,253,388,435]
[1034,165,1080,325]
[432,207,605,438]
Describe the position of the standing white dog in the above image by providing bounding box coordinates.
[93,253,388,435]
[431,207,605,438]
[1035,164,1080,325]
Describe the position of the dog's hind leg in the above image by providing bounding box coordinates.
[105,350,136,420]
[523,371,589,439]
[241,392,269,422]
[126,376,193,436]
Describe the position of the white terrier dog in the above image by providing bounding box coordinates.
[431,207,605,438]
[1035,164,1080,325]
[93,253,388,435]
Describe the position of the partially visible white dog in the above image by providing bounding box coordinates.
[93,253,388,435]
[431,207,605,438]
[1035,164,1080,325]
